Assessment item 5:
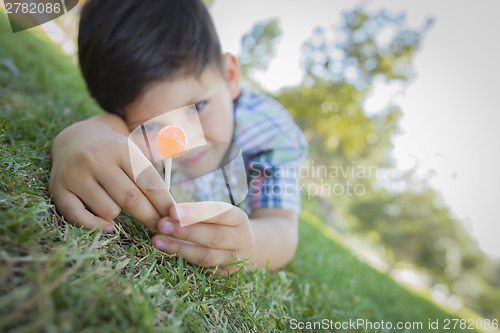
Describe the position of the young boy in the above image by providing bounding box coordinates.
[49,0,308,273]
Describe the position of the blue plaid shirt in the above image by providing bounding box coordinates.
[234,89,308,215]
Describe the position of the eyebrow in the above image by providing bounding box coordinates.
[183,85,213,106]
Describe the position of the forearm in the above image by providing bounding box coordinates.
[248,213,298,271]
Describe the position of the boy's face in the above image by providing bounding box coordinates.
[124,54,241,175]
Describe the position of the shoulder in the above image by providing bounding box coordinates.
[235,88,293,127]
[234,88,306,154]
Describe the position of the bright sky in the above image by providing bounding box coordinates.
[212,0,500,258]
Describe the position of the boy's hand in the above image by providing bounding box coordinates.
[152,202,255,273]
[49,117,173,233]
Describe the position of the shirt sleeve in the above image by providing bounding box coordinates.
[242,107,309,214]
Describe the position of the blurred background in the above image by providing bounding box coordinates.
[19,0,500,322]
[211,0,500,320]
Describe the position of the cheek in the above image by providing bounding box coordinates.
[202,102,234,142]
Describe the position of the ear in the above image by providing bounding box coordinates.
[224,53,241,99]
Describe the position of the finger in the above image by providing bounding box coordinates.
[170,201,245,227]
[151,234,238,268]
[120,162,175,218]
[157,219,247,250]
[52,188,115,233]
[95,166,162,232]
[71,178,122,222]
[118,144,175,220]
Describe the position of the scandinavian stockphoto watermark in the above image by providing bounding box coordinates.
[3,0,79,33]
[249,160,378,200]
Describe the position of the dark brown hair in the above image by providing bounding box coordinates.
[78,0,224,117]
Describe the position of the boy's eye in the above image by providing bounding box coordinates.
[194,101,207,112]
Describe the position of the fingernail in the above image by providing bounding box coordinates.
[154,239,166,251]
[172,206,184,221]
[105,224,114,233]
[159,220,174,234]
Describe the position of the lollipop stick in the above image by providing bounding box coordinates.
[163,158,172,190]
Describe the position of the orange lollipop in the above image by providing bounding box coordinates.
[156,125,187,190]
[156,125,187,158]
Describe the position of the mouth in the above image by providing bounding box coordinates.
[177,148,208,167]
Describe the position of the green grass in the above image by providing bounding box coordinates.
[0,14,486,332]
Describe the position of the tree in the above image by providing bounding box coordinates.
[238,18,282,92]
[275,7,498,317]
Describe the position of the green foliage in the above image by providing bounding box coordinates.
[302,8,433,87]
[279,7,428,165]
[202,0,214,7]
[278,81,400,166]
[350,188,489,287]
[239,18,282,91]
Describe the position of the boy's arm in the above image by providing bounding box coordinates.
[50,114,174,233]
[249,208,298,270]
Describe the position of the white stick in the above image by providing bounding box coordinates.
[163,158,172,190]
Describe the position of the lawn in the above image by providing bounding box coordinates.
[0,14,486,332]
